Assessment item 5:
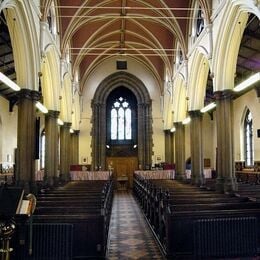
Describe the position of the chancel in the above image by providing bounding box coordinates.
[0,0,260,259]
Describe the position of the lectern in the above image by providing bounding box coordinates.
[0,186,24,260]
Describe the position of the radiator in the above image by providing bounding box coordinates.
[30,223,73,260]
[193,217,257,259]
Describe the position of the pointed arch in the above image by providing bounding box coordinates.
[41,45,61,110]
[60,73,72,123]
[212,1,257,91]
[92,71,152,170]
[2,1,40,90]
[173,74,186,122]
[188,49,210,110]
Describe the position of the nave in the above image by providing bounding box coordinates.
[2,176,260,260]
[107,191,164,259]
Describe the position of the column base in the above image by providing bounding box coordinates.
[215,177,225,193]
[194,175,205,187]
[224,177,238,193]
[59,173,70,183]
[16,180,38,194]
[175,173,186,181]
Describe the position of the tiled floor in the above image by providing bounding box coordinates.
[107,190,164,259]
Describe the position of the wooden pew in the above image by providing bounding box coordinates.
[133,176,260,259]
[12,180,113,259]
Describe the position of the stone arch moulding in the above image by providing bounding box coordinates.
[91,71,153,170]
[2,2,40,90]
[188,49,210,110]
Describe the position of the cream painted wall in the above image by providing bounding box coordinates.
[79,57,164,165]
[0,97,18,168]
[233,89,260,161]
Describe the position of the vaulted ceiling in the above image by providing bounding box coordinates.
[0,1,259,102]
[45,0,211,93]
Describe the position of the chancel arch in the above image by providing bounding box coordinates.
[91,71,152,172]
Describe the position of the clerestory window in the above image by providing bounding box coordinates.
[196,6,205,37]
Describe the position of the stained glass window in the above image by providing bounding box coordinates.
[244,110,253,166]
[110,97,132,140]
[196,7,205,37]
[40,130,45,169]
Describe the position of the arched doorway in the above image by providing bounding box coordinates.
[91,72,153,188]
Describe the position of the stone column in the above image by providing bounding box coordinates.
[189,110,204,186]
[170,132,175,165]
[138,102,152,170]
[44,110,60,186]
[16,89,40,193]
[70,130,80,165]
[174,122,185,180]
[215,90,237,192]
[60,122,72,182]
[164,130,171,163]
[138,103,145,169]
[91,101,106,170]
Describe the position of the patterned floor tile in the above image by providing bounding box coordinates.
[107,191,164,259]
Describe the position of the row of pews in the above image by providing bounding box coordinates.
[13,180,113,259]
[133,174,260,259]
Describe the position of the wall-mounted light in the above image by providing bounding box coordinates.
[70,128,74,133]
[133,144,137,148]
[35,101,48,114]
[234,72,260,92]
[182,116,191,125]
[106,145,110,149]
[57,118,64,125]
[200,102,216,113]
[0,72,20,91]
[170,127,176,133]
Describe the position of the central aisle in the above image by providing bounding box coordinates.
[107,191,164,259]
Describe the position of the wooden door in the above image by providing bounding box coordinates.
[106,157,138,188]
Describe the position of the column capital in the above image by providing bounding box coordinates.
[17,89,41,102]
[74,130,80,135]
[46,110,60,119]
[214,90,234,101]
[174,121,183,128]
[61,122,72,129]
[188,110,202,118]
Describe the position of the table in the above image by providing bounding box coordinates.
[134,170,175,179]
[70,171,111,180]
[185,168,212,179]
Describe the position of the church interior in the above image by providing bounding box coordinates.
[0,0,260,259]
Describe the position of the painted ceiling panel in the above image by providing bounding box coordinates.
[55,0,196,93]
